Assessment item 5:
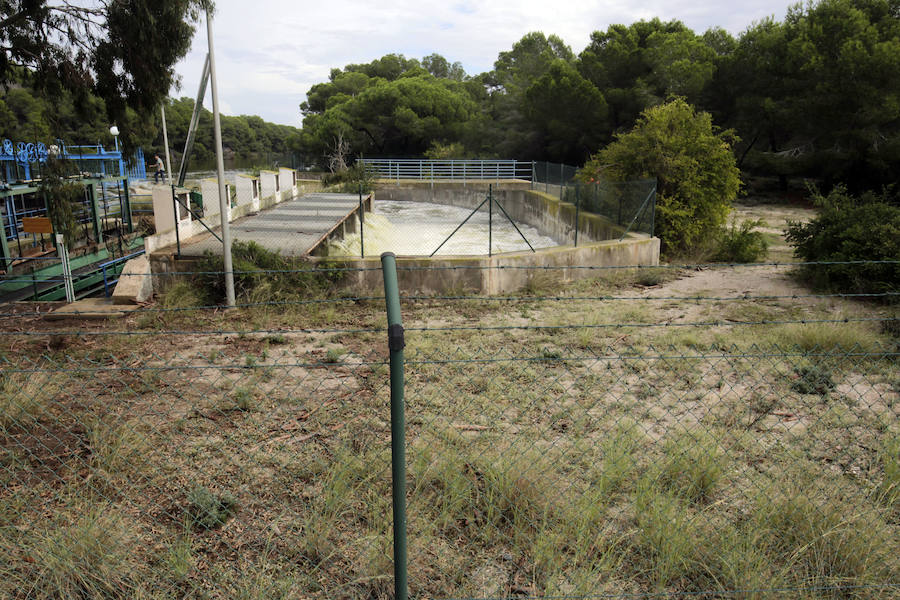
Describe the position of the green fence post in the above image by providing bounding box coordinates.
[574,183,580,248]
[87,181,103,244]
[488,184,493,257]
[358,184,365,259]
[121,179,133,233]
[172,184,181,256]
[381,252,408,600]
[0,203,12,272]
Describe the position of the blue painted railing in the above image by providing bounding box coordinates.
[99,249,146,297]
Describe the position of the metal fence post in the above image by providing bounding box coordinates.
[488,184,493,257]
[358,184,365,259]
[381,252,408,600]
[650,181,657,238]
[172,184,181,256]
[574,183,580,248]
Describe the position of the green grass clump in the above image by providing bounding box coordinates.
[769,322,882,352]
[0,373,48,432]
[791,365,835,395]
[8,509,137,598]
[196,241,345,304]
[757,491,892,585]
[652,430,724,503]
[876,436,900,514]
[160,280,204,309]
[187,486,238,530]
[324,347,345,363]
[633,267,671,287]
[713,218,769,263]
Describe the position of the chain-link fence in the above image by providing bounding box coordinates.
[532,161,657,237]
[1,259,898,599]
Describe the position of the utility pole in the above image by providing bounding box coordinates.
[160,104,174,185]
[207,8,235,307]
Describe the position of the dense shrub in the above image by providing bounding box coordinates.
[581,98,740,257]
[197,241,344,304]
[321,162,376,193]
[785,187,899,298]
[713,219,769,263]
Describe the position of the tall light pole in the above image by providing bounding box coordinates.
[109,125,119,152]
[160,105,174,185]
[207,8,235,307]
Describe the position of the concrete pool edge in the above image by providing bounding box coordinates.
[307,235,660,295]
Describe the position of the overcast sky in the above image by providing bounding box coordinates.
[170,0,797,128]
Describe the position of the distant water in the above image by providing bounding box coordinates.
[329,200,558,257]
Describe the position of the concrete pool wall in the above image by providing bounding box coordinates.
[308,181,659,295]
[373,181,629,245]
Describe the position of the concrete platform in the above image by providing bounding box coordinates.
[45,298,142,320]
[176,193,366,257]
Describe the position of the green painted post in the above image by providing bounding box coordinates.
[574,183,580,248]
[172,184,181,256]
[358,184,365,259]
[121,180,133,233]
[381,252,407,600]
[0,207,11,272]
[488,184,493,257]
[87,181,103,244]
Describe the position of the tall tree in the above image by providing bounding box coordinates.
[1,0,209,147]
[578,19,714,132]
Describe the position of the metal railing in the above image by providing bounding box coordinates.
[358,158,533,182]
[99,249,146,297]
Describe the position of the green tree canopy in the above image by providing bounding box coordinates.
[299,55,479,164]
[583,98,740,255]
[1,0,209,148]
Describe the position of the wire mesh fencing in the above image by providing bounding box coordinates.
[0,259,898,599]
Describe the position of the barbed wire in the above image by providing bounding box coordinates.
[441,583,900,600]
[1,290,897,319]
[3,258,897,281]
[0,316,894,338]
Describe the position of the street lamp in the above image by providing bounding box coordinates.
[109,125,120,152]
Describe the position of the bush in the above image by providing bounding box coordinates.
[582,98,740,256]
[198,241,344,304]
[714,219,769,263]
[321,162,376,193]
[785,186,900,298]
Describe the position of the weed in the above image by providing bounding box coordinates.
[164,532,195,581]
[771,322,881,352]
[0,373,50,432]
[881,318,900,338]
[522,271,559,296]
[160,281,204,308]
[633,267,670,287]
[875,436,899,515]
[791,365,835,395]
[539,347,563,361]
[324,347,345,363]
[229,387,257,412]
[187,486,238,530]
[265,334,289,345]
[86,417,146,478]
[714,218,770,263]
[652,430,723,503]
[11,508,137,598]
[757,490,891,584]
